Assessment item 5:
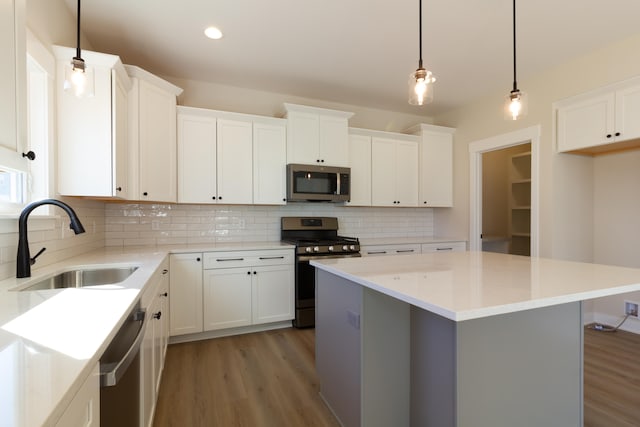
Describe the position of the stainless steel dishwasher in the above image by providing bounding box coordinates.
[100,302,146,427]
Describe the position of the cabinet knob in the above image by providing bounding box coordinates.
[161,292,168,297]
[22,151,36,161]
[606,134,612,139]
[615,132,621,137]
[212,196,216,200]
[320,159,324,163]
[143,192,148,196]
[162,269,168,274]
[153,311,162,320]
[247,271,251,275]
[196,257,201,262]
[253,271,257,275]
[423,201,427,204]
[218,196,222,200]
[283,198,286,202]
[116,186,122,192]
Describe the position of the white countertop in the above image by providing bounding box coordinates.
[0,242,294,427]
[311,251,640,321]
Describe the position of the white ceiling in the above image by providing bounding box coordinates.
[63,0,640,116]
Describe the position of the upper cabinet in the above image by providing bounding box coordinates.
[177,106,287,205]
[407,124,455,207]
[556,77,640,155]
[371,135,419,207]
[283,103,353,167]
[0,0,27,173]
[54,46,132,198]
[347,130,372,206]
[126,65,183,202]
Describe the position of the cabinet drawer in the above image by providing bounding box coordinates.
[361,244,421,256]
[203,249,293,269]
[421,242,466,253]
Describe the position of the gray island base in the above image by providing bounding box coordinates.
[313,252,640,427]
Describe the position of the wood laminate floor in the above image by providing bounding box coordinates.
[154,326,640,427]
[153,328,340,427]
[584,327,640,427]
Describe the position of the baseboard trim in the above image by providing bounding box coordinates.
[168,320,294,344]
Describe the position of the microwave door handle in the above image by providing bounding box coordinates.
[336,173,341,195]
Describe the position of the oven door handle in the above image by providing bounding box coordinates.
[298,253,362,262]
[100,309,147,387]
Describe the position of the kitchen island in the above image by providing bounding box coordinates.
[311,251,640,427]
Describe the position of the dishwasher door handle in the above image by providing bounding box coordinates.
[100,309,147,387]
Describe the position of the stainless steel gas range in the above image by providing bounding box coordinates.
[281,217,361,328]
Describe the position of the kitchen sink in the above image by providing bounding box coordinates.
[16,266,139,292]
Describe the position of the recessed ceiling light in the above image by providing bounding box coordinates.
[204,26,223,40]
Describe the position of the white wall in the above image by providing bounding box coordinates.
[434,32,640,331]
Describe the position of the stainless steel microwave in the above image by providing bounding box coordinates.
[286,164,350,202]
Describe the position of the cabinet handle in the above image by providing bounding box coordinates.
[153,311,162,320]
[615,132,621,137]
[22,151,36,160]
[367,251,387,255]
[259,256,285,260]
[436,247,453,251]
[160,292,168,297]
[116,186,122,192]
[606,134,612,139]
[217,258,244,262]
[396,249,414,253]
[162,269,168,274]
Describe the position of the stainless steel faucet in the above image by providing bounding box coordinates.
[16,199,86,278]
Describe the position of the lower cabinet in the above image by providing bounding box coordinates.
[54,364,100,427]
[141,258,170,427]
[170,248,294,337]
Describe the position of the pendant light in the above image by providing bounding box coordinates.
[64,0,94,98]
[505,0,527,120]
[408,0,436,106]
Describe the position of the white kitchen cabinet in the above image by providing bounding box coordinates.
[253,121,287,204]
[361,243,421,257]
[177,107,287,205]
[54,363,99,427]
[169,253,203,336]
[346,131,372,206]
[407,123,455,207]
[371,136,419,207]
[141,258,170,427]
[126,65,182,202]
[556,77,640,154]
[421,241,466,252]
[284,103,353,167]
[0,0,27,173]
[54,46,132,198]
[217,118,253,204]
[202,249,294,332]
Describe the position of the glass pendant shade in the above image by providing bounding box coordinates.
[64,57,94,98]
[504,89,527,120]
[408,68,435,106]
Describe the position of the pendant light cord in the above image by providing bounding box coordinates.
[512,0,517,92]
[418,0,423,69]
[75,0,81,59]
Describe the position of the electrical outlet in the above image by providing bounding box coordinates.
[347,310,360,330]
[624,301,639,317]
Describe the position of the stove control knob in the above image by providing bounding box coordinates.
[305,247,312,253]
[313,246,320,252]
[328,246,334,252]
[350,245,356,251]
[342,245,348,251]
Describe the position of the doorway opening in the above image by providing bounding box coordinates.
[469,125,540,256]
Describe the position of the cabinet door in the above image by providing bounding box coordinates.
[394,140,418,206]
[216,118,253,204]
[252,264,294,324]
[347,134,372,206]
[138,79,177,202]
[371,138,397,206]
[203,268,252,331]
[112,70,129,198]
[169,253,203,336]
[615,84,640,142]
[177,113,217,203]
[253,121,286,205]
[419,130,452,207]
[319,115,349,166]
[55,364,99,427]
[0,0,26,173]
[557,93,614,152]
[286,111,319,164]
